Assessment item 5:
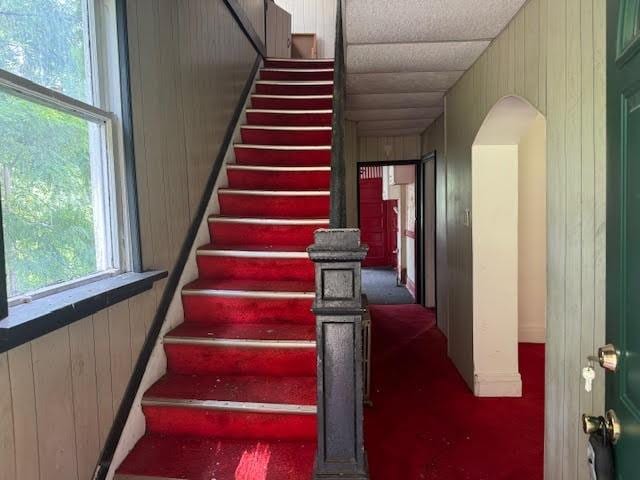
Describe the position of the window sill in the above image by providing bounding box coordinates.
[0,270,167,353]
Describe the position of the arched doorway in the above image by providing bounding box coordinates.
[472,96,547,397]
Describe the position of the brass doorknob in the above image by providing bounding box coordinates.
[598,344,619,372]
[582,410,621,444]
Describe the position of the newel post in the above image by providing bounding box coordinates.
[308,228,370,480]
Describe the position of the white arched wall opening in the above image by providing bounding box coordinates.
[472,95,547,397]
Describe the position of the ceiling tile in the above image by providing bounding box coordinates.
[347,71,463,95]
[347,92,445,110]
[345,0,527,44]
[346,107,443,121]
[347,41,490,73]
[358,127,431,137]
[358,119,433,131]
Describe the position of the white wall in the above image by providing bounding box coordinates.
[472,145,521,397]
[518,114,547,343]
[405,180,416,296]
[274,0,336,58]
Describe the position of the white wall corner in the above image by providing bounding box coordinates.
[474,372,522,397]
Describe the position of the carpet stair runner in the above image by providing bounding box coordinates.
[116,57,333,480]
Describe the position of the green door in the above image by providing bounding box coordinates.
[607,0,640,477]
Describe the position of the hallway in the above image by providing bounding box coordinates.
[363,267,415,304]
[365,304,544,480]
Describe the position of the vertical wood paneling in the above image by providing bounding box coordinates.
[545,0,568,475]
[0,353,16,480]
[591,0,606,420]
[444,0,606,477]
[525,0,540,106]
[562,0,582,474]
[7,344,39,480]
[69,318,100,480]
[93,309,114,447]
[577,1,595,476]
[108,301,132,412]
[31,328,78,480]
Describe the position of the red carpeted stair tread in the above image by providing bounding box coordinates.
[218,188,330,218]
[198,243,309,253]
[145,373,316,405]
[208,216,328,247]
[255,81,334,96]
[251,94,333,110]
[260,68,334,81]
[116,434,316,480]
[264,58,334,69]
[234,144,331,166]
[165,323,315,342]
[246,110,333,126]
[226,165,331,190]
[183,278,315,294]
[240,125,332,146]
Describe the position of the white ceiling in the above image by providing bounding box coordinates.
[344,0,528,137]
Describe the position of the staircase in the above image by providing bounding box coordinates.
[116,58,334,480]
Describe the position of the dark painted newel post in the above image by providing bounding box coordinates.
[308,228,370,480]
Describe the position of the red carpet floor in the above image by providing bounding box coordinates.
[365,304,544,480]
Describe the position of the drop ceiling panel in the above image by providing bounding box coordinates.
[358,119,434,131]
[358,127,431,137]
[347,41,490,74]
[347,92,445,110]
[346,0,527,44]
[347,71,463,95]
[346,107,443,121]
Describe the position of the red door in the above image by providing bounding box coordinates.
[360,177,397,268]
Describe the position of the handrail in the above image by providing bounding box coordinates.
[329,0,346,228]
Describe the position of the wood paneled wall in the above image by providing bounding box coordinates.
[0,1,261,479]
[274,0,336,58]
[444,0,605,477]
[421,116,448,336]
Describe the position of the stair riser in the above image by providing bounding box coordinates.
[234,147,330,166]
[219,193,329,217]
[209,222,323,247]
[196,256,314,282]
[144,406,316,440]
[227,169,330,190]
[251,96,333,110]
[241,128,331,146]
[247,111,332,126]
[165,344,316,376]
[182,295,315,324]
[255,83,333,95]
[261,70,333,81]
[264,60,334,69]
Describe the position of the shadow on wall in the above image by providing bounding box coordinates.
[471,95,547,398]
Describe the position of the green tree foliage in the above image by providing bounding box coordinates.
[0,0,100,297]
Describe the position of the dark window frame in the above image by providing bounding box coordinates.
[0,0,161,349]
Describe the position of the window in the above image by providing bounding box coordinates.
[0,0,128,306]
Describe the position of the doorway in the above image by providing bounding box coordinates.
[357,160,434,306]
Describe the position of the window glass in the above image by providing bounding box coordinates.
[0,91,116,298]
[0,0,93,102]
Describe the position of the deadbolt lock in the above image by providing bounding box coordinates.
[598,344,619,372]
[582,410,621,444]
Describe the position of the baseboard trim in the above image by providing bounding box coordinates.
[474,372,522,397]
[519,325,546,343]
